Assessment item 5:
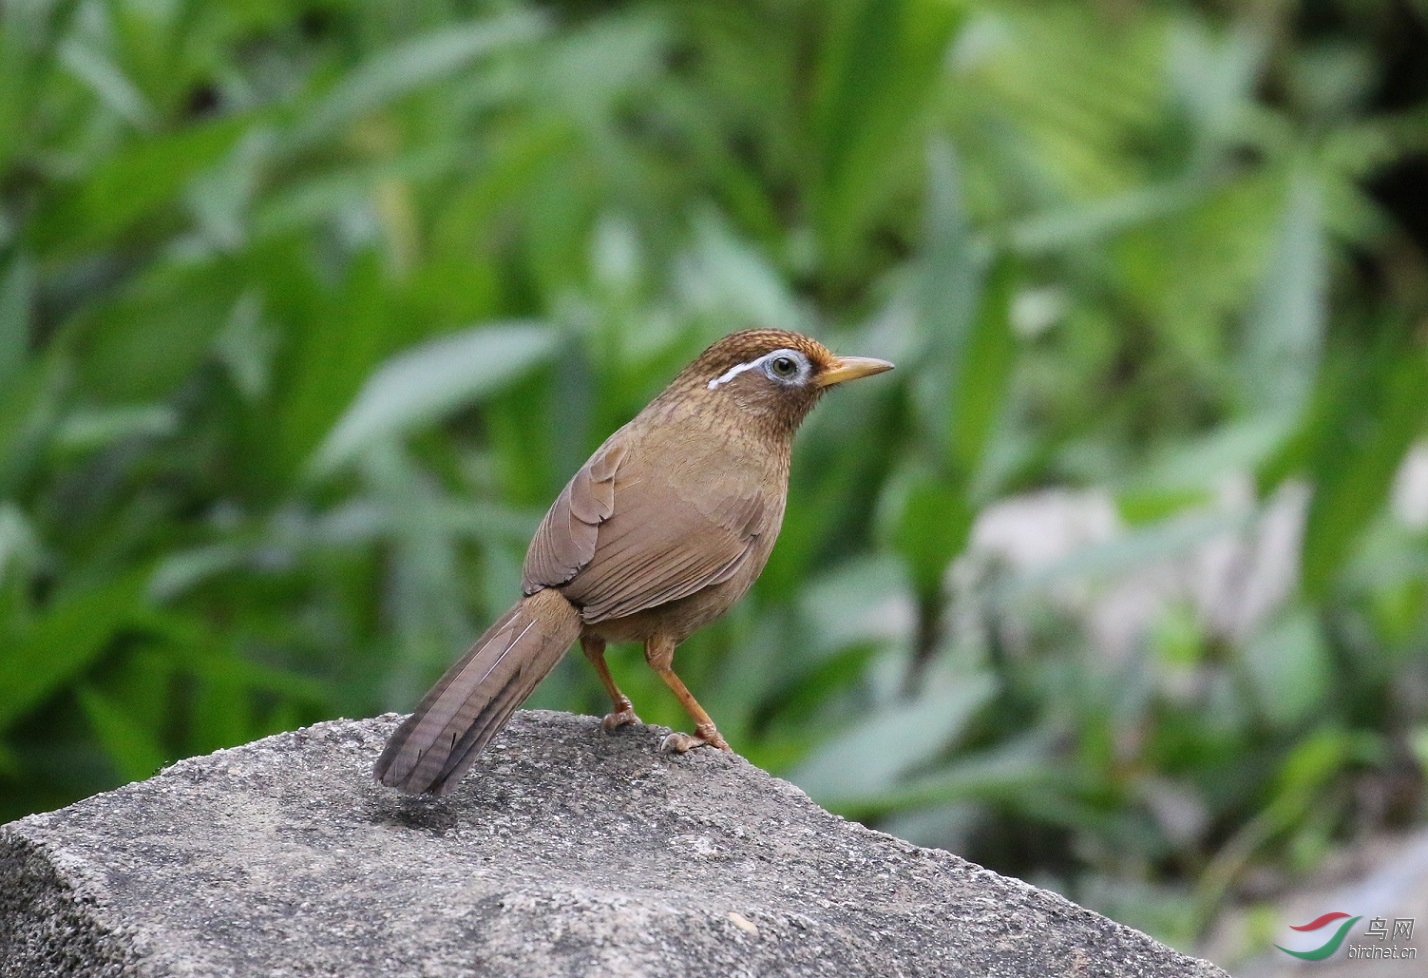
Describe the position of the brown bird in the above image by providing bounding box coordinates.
[374,328,893,794]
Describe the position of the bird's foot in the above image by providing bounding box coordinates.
[660,722,731,754]
[601,703,641,732]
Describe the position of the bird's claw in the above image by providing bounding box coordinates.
[601,706,641,732]
[660,724,731,754]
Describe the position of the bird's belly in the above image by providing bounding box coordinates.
[579,551,766,646]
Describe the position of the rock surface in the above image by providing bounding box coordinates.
[1,712,1227,977]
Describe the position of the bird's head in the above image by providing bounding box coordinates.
[668,329,893,433]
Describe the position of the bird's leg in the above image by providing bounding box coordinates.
[581,636,641,732]
[644,634,731,753]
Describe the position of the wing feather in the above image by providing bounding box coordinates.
[564,477,766,623]
[521,430,773,624]
[522,439,628,591]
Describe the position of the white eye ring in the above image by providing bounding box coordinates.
[767,355,799,378]
[707,349,810,389]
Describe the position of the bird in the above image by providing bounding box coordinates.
[373,328,893,795]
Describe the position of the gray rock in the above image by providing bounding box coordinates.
[1,712,1226,977]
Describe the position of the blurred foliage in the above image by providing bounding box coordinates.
[2,0,1427,961]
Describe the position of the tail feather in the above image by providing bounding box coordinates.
[374,588,582,795]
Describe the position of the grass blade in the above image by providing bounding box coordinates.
[312,322,559,475]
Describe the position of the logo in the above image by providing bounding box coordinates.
[1276,913,1362,961]
[1275,912,1417,962]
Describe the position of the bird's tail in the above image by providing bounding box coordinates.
[374,588,582,795]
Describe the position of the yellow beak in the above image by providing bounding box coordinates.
[814,355,895,388]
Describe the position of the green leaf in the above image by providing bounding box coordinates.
[788,673,996,807]
[312,322,559,475]
[67,256,241,402]
[1301,343,1428,597]
[1116,487,1215,527]
[291,13,547,148]
[53,404,178,456]
[812,0,965,271]
[358,442,471,659]
[271,249,394,479]
[914,139,984,435]
[1006,180,1204,255]
[796,554,910,653]
[1010,509,1254,597]
[947,259,1017,478]
[893,470,974,599]
[0,571,148,732]
[0,502,40,627]
[684,210,804,330]
[57,35,157,129]
[134,611,331,706]
[1133,415,1296,495]
[1241,606,1330,727]
[0,252,32,388]
[181,650,328,706]
[147,544,248,602]
[77,685,168,783]
[877,736,1067,815]
[1240,168,1326,420]
[0,351,68,495]
[188,664,255,755]
[884,150,1019,600]
[29,115,247,258]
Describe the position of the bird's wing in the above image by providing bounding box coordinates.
[521,432,772,624]
[521,437,627,590]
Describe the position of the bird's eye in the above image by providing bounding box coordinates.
[770,356,798,378]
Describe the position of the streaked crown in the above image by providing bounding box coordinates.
[655,329,893,435]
